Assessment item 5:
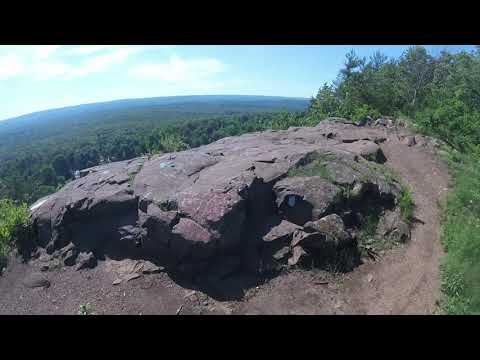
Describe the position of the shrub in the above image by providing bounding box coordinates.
[0,199,32,272]
[350,104,381,124]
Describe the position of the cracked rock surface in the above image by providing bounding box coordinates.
[28,119,407,276]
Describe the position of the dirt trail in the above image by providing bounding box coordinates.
[0,128,450,315]
[338,133,449,314]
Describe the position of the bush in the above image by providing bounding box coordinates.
[349,104,381,124]
[415,100,480,151]
[158,132,189,153]
[0,199,32,272]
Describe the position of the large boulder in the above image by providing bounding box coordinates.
[315,119,387,144]
[336,140,387,163]
[29,118,411,276]
[273,176,342,225]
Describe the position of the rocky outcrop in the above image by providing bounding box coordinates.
[376,208,410,243]
[336,140,387,163]
[29,117,411,277]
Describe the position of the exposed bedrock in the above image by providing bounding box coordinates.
[29,119,410,278]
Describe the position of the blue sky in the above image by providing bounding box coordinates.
[0,45,475,121]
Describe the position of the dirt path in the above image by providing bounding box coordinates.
[338,133,449,314]
[0,128,450,315]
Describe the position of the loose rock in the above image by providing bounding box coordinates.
[75,252,97,271]
[23,273,50,289]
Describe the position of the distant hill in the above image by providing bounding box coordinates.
[0,95,309,159]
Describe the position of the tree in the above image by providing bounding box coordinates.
[398,46,434,111]
[52,154,70,178]
[39,165,57,186]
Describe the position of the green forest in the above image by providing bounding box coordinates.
[1,45,480,313]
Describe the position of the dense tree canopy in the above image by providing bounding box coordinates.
[307,45,480,151]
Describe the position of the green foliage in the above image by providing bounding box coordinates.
[287,159,333,181]
[359,214,379,242]
[309,83,341,119]
[440,152,480,314]
[78,303,95,315]
[307,46,480,142]
[0,199,31,271]
[399,187,415,224]
[349,104,381,124]
[158,132,189,153]
[357,213,385,257]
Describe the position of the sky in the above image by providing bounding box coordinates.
[0,45,476,121]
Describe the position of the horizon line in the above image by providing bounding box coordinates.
[0,94,311,122]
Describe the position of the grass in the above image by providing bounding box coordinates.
[127,172,137,185]
[287,159,334,182]
[439,151,480,314]
[399,187,415,225]
[127,163,144,186]
[357,213,385,256]
[365,161,400,186]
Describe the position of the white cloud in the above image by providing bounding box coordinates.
[130,56,226,82]
[68,45,116,55]
[32,45,62,60]
[67,47,140,78]
[31,62,71,80]
[0,54,24,80]
[0,46,141,81]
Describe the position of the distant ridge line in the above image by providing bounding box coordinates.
[0,95,310,123]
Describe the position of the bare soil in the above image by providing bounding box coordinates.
[0,128,450,315]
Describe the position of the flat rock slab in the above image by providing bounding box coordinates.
[28,117,405,276]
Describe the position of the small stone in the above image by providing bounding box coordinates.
[112,279,122,285]
[40,265,49,272]
[75,252,97,271]
[63,250,77,266]
[288,246,309,266]
[367,274,374,283]
[184,290,197,299]
[23,273,51,289]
